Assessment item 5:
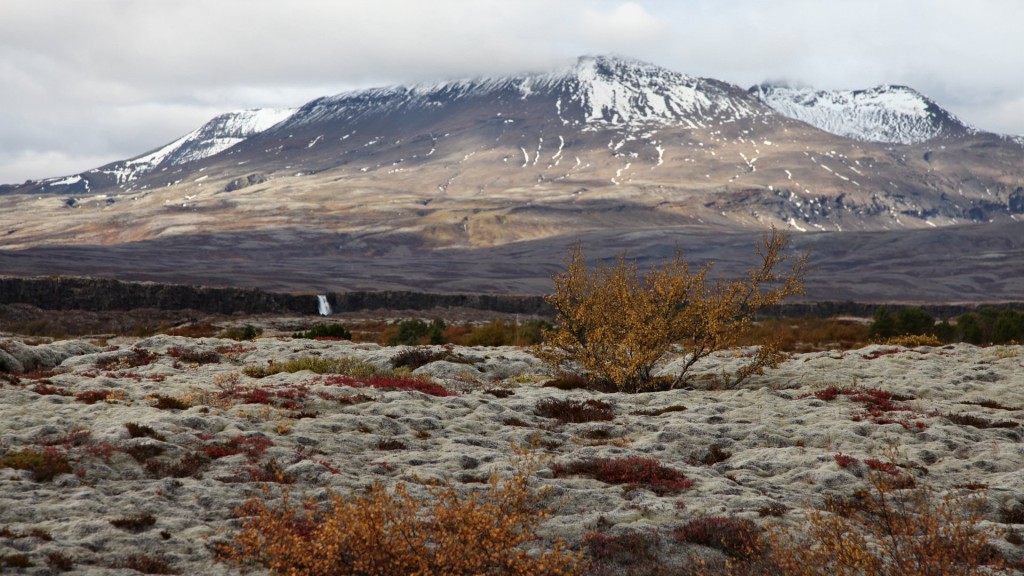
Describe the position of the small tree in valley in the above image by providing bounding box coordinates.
[540,227,807,392]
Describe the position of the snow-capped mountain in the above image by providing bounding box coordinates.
[751,83,971,145]
[2,58,1023,236]
[283,55,762,132]
[3,55,1023,301]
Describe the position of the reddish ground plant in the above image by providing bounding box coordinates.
[802,386,858,401]
[0,554,33,569]
[0,447,72,482]
[144,452,209,479]
[125,422,166,441]
[124,443,166,463]
[960,399,1021,411]
[165,345,221,364]
[696,444,732,466]
[1000,503,1024,524]
[31,382,71,396]
[834,452,859,468]
[390,346,474,370]
[316,390,373,404]
[758,503,788,517]
[18,369,57,381]
[535,397,615,424]
[551,457,693,495]
[165,323,219,338]
[83,439,118,461]
[112,553,179,575]
[0,528,53,541]
[110,512,157,532]
[74,389,115,404]
[631,404,687,416]
[204,435,274,461]
[214,344,256,357]
[945,412,1020,429]
[861,348,905,360]
[485,388,515,398]
[377,439,407,451]
[217,383,310,409]
[673,516,764,560]
[46,551,74,572]
[95,346,158,371]
[149,394,189,410]
[315,374,453,397]
[220,460,295,484]
[503,417,531,427]
[863,458,902,476]
[541,373,595,391]
[800,386,933,431]
[583,529,662,570]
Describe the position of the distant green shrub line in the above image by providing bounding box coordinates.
[292,323,352,340]
[870,305,1024,345]
[388,319,447,346]
[219,325,262,341]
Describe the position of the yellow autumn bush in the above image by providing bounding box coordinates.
[540,227,807,392]
[219,446,586,575]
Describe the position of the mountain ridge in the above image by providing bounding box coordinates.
[1,55,1022,303]
[3,55,1016,194]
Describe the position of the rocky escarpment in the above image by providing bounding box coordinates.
[0,276,553,316]
[2,276,1021,322]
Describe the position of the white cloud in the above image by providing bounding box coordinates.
[580,2,669,46]
[0,150,115,185]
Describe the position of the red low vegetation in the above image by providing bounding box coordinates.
[551,457,693,495]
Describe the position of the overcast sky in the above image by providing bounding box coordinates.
[2,0,1022,184]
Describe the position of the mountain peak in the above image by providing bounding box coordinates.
[751,83,971,144]
[285,55,763,133]
[90,107,294,186]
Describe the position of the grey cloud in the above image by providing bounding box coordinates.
[1,0,1021,184]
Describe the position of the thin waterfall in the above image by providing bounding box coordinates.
[317,295,332,316]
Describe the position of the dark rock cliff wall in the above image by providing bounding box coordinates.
[0,276,553,316]
[2,275,1020,319]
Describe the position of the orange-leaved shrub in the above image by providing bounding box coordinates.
[540,227,807,392]
[760,460,1007,575]
[218,445,586,575]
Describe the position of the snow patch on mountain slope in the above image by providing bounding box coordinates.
[751,84,969,145]
[560,55,759,128]
[97,108,294,185]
